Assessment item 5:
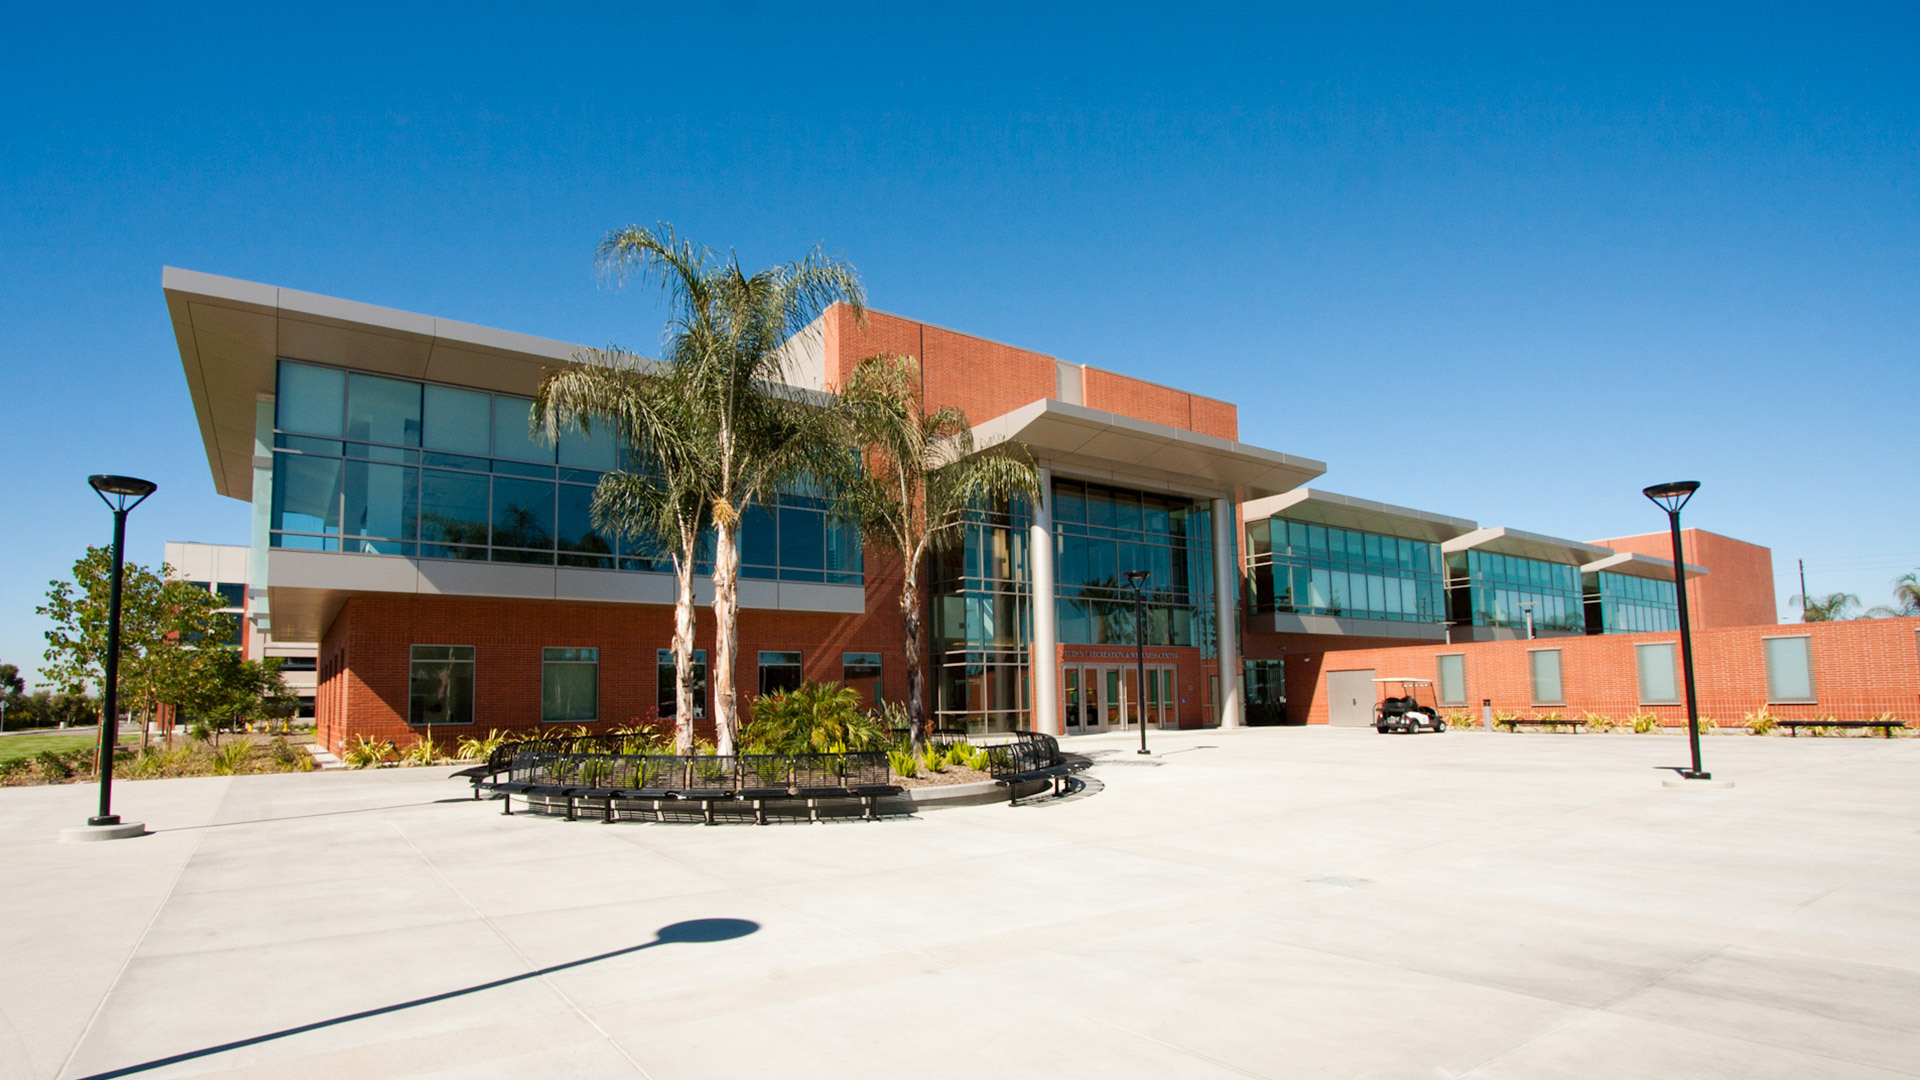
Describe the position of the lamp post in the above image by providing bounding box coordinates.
[1643,481,1707,781]
[1123,569,1151,756]
[81,475,156,835]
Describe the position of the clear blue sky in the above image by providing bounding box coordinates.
[3,4,1915,686]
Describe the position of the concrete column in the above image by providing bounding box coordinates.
[1029,467,1059,735]
[1212,497,1243,728]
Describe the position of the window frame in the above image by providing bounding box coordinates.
[408,644,476,727]
[1762,634,1817,705]
[1435,653,1466,706]
[1527,647,1565,707]
[655,648,709,721]
[757,650,804,697]
[540,646,599,724]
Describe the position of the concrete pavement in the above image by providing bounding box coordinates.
[2,727,1916,1079]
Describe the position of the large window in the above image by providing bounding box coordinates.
[409,645,474,726]
[843,652,882,707]
[541,647,598,724]
[1763,636,1815,704]
[657,649,708,720]
[1584,571,1680,635]
[1447,550,1584,633]
[1528,649,1564,705]
[758,651,803,696]
[1636,642,1678,704]
[929,493,1033,733]
[1244,659,1284,725]
[1435,653,1466,706]
[1050,479,1216,650]
[269,359,858,583]
[1245,517,1444,623]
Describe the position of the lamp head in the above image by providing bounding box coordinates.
[1642,480,1699,515]
[89,474,157,512]
[1123,569,1151,587]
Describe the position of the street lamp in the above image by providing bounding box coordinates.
[79,474,156,837]
[1123,569,1151,756]
[1643,480,1707,781]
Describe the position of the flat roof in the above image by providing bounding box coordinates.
[1582,551,1708,581]
[1241,488,1477,544]
[164,267,604,501]
[970,399,1325,501]
[1441,526,1613,566]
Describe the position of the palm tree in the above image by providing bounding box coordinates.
[830,355,1041,752]
[595,224,864,753]
[1864,570,1920,619]
[1791,591,1860,622]
[535,348,709,753]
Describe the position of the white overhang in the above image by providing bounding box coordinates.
[1242,488,1477,544]
[1581,551,1708,581]
[969,399,1325,501]
[1441,526,1613,566]
[164,266,605,502]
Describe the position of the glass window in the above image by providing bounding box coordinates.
[418,469,491,555]
[277,361,346,436]
[345,373,421,447]
[423,384,492,455]
[656,648,708,720]
[558,422,617,470]
[843,651,882,706]
[556,483,613,566]
[490,477,554,554]
[1636,642,1678,704]
[491,395,554,463]
[342,461,418,554]
[740,503,778,570]
[1436,654,1466,705]
[1529,649,1564,705]
[758,650,803,696]
[778,506,826,571]
[1053,480,1085,523]
[214,583,246,609]
[409,645,474,726]
[541,647,598,723]
[1764,636,1815,703]
[272,453,342,538]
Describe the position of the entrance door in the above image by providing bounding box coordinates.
[1063,668,1082,731]
[1328,669,1377,727]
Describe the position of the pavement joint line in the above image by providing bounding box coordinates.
[385,817,657,1080]
[52,779,221,1080]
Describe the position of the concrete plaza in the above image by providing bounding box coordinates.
[3,727,1917,1080]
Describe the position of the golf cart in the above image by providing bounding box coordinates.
[1373,678,1444,734]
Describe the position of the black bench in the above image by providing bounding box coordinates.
[1499,717,1587,733]
[1775,718,1909,738]
[978,731,1076,805]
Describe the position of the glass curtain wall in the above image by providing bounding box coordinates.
[929,495,1032,734]
[268,360,860,585]
[1582,571,1680,634]
[1051,479,1217,653]
[1445,550,1584,632]
[1244,517,1444,623]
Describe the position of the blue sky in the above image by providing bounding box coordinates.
[3,4,1915,685]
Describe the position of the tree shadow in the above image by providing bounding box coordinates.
[74,918,760,1079]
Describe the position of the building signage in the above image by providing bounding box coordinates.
[1061,648,1183,661]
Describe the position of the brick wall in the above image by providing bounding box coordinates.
[1293,616,1920,726]
[1594,528,1778,629]
[1083,368,1239,440]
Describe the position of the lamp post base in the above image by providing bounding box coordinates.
[1662,775,1734,789]
[61,821,148,842]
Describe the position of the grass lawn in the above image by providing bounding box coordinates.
[0,732,99,764]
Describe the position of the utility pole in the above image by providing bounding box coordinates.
[1798,558,1809,621]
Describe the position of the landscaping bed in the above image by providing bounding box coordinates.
[0,734,319,786]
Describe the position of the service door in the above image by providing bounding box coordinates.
[1328,669,1377,727]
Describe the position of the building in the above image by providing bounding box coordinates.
[161,541,319,718]
[162,266,1914,752]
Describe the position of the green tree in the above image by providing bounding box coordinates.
[0,662,25,731]
[535,350,710,753]
[1864,570,1920,618]
[1790,591,1860,622]
[830,355,1041,751]
[592,223,865,753]
[172,650,299,742]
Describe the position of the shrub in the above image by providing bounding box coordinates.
[1743,710,1778,736]
[188,722,212,743]
[1696,716,1719,733]
[343,734,394,768]
[210,740,252,775]
[1492,710,1520,732]
[456,729,513,762]
[1580,712,1614,733]
[268,738,302,766]
[944,743,976,770]
[403,737,443,766]
[1537,711,1565,732]
[1444,710,1477,729]
[744,682,882,754]
[887,749,919,778]
[36,749,75,780]
[612,724,669,756]
[1629,713,1660,734]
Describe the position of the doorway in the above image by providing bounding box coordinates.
[1063,663,1176,733]
[1328,669,1377,728]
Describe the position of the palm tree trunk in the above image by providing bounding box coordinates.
[671,553,697,755]
[903,567,927,755]
[711,522,741,755]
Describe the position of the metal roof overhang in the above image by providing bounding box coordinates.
[1441,526,1613,566]
[970,399,1325,501]
[164,266,600,502]
[1582,551,1708,581]
[1241,488,1477,544]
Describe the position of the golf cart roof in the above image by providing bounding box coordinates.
[1372,678,1433,684]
